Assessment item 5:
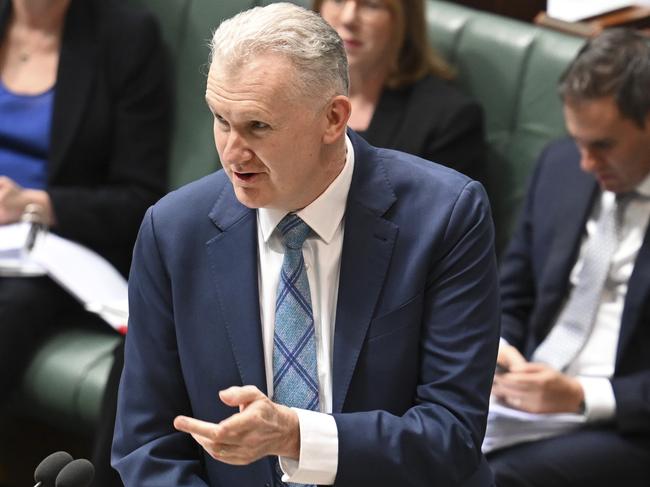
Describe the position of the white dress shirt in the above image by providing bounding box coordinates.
[564,173,650,421]
[256,136,354,485]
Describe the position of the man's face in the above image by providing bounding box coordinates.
[564,97,650,193]
[205,54,344,211]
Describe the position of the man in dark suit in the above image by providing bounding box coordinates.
[112,3,500,486]
[487,29,650,486]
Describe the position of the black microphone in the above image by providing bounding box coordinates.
[55,458,95,487]
[33,451,74,487]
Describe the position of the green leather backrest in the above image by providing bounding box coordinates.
[427,0,584,252]
[128,0,251,189]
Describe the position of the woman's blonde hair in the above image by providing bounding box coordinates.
[313,0,455,88]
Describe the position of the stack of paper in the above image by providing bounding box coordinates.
[547,0,635,22]
[0,223,46,276]
[0,223,128,333]
[482,399,586,453]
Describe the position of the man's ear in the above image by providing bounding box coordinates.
[322,95,351,144]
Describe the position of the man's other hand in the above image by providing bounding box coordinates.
[496,342,527,373]
[174,385,300,465]
[492,362,585,414]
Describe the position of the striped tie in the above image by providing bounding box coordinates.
[272,214,319,487]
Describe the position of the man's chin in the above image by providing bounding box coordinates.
[597,177,625,194]
[233,187,266,209]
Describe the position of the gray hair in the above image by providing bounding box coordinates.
[559,28,650,127]
[210,2,349,100]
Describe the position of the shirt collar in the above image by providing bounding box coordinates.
[635,171,650,198]
[258,135,355,244]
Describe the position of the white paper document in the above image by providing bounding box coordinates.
[0,223,128,332]
[0,223,46,276]
[482,399,586,453]
[548,0,636,22]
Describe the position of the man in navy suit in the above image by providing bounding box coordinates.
[487,29,650,486]
[112,3,499,486]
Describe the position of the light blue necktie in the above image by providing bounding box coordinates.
[533,192,635,370]
[272,214,319,487]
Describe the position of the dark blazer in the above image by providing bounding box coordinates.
[359,74,486,183]
[500,138,650,435]
[113,131,500,486]
[0,0,172,274]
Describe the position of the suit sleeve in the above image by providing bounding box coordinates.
[112,208,209,487]
[611,371,650,434]
[48,10,171,253]
[333,181,500,486]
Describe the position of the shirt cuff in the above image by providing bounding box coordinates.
[577,376,616,422]
[278,408,338,485]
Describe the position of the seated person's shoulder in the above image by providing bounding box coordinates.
[537,137,581,173]
[91,0,163,43]
[410,74,483,118]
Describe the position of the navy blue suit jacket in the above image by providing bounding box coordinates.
[113,131,500,486]
[500,138,650,436]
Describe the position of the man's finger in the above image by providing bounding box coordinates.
[219,385,265,408]
[174,415,221,438]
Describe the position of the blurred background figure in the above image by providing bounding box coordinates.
[0,0,172,485]
[315,0,486,182]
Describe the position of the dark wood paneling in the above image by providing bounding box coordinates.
[450,0,547,22]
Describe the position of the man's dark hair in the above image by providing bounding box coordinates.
[559,28,650,127]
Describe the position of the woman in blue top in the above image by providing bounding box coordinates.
[0,0,171,485]
[0,0,170,273]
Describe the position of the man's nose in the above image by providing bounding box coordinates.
[221,130,252,165]
[579,147,600,173]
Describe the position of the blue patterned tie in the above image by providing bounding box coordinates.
[272,214,319,487]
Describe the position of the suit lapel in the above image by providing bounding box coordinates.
[617,222,650,367]
[332,132,398,413]
[49,0,95,181]
[205,184,267,394]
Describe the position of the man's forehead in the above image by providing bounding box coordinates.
[207,55,297,100]
[209,53,296,82]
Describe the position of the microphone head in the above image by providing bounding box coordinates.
[55,459,95,487]
[34,451,74,487]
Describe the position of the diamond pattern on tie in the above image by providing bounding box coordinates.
[272,214,319,487]
[533,192,634,370]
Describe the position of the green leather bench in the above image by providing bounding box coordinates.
[14,0,584,434]
[426,1,584,251]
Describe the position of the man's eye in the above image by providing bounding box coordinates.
[251,121,270,130]
[591,141,613,151]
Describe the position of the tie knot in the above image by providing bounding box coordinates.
[616,191,638,206]
[277,214,311,250]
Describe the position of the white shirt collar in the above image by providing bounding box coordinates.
[258,135,355,244]
[635,171,650,198]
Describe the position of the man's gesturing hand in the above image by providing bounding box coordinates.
[173,385,300,465]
